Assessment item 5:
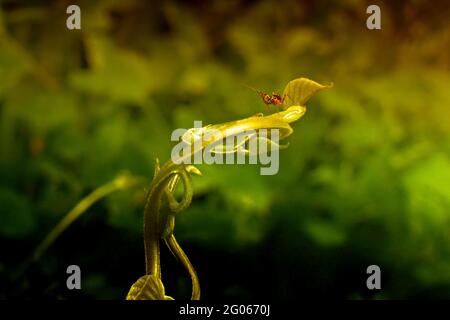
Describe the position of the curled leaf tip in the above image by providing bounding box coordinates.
[186,165,202,176]
[283,77,332,107]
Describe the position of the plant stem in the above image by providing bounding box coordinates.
[33,174,139,261]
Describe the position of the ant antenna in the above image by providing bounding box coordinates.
[241,83,263,94]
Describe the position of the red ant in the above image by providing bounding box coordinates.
[244,84,290,109]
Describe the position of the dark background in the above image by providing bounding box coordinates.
[0,0,449,299]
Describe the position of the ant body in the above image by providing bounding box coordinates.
[244,84,290,108]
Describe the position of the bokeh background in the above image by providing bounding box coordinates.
[1,0,449,300]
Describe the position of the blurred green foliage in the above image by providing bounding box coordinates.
[0,0,449,299]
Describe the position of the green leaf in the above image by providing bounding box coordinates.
[0,187,35,238]
[126,275,174,300]
[304,220,346,247]
[0,36,30,96]
[6,89,78,135]
[403,154,450,228]
[283,78,332,107]
[69,37,155,103]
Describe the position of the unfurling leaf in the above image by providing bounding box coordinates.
[283,78,332,107]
